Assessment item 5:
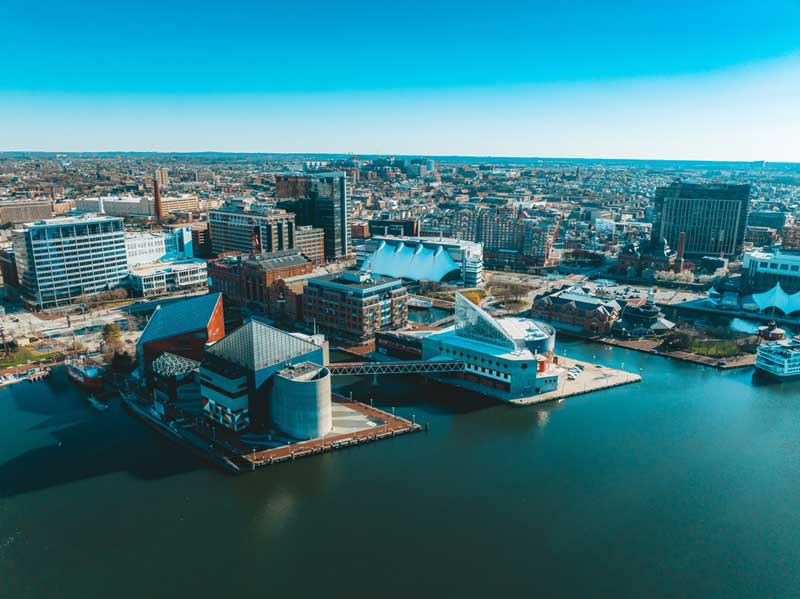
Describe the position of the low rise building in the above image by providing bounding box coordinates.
[0,200,52,225]
[200,319,326,432]
[128,258,208,298]
[136,293,225,370]
[532,288,622,334]
[742,248,800,294]
[418,293,561,401]
[357,235,483,287]
[303,270,408,342]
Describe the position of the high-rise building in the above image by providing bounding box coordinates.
[155,167,170,189]
[277,172,351,260]
[13,214,128,309]
[209,201,295,255]
[651,182,751,258]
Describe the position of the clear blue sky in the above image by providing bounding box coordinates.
[2,0,799,160]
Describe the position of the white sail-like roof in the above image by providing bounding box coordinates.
[360,239,460,282]
[751,283,800,315]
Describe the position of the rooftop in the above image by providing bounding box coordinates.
[128,258,207,276]
[18,213,123,228]
[207,318,320,372]
[138,293,222,345]
[309,270,402,291]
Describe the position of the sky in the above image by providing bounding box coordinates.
[1,0,799,161]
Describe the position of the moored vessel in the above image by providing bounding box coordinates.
[754,337,800,380]
[66,357,105,391]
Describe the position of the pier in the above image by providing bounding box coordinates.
[241,396,421,469]
[510,356,641,406]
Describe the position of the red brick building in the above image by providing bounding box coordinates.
[208,251,313,315]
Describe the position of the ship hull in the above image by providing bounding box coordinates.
[753,364,800,382]
[67,365,105,391]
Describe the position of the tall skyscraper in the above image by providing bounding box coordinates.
[277,172,351,260]
[651,181,751,258]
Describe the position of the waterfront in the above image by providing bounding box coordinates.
[4,343,800,597]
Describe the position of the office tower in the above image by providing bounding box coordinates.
[13,214,128,309]
[277,172,351,260]
[651,181,751,258]
[208,201,295,255]
[155,167,170,189]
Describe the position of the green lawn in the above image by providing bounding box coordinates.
[0,346,63,369]
[689,340,741,358]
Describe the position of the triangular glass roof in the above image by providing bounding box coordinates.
[207,319,318,371]
[454,293,517,351]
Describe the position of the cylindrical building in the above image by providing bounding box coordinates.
[269,362,332,440]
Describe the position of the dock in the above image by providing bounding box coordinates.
[510,356,641,406]
[241,396,421,469]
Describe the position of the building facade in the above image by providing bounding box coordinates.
[0,200,52,226]
[208,251,313,313]
[742,248,800,294]
[295,225,325,265]
[277,172,351,260]
[652,182,751,258]
[303,270,408,342]
[128,259,208,297]
[13,214,128,309]
[209,201,295,255]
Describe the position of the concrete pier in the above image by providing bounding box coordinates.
[510,356,641,406]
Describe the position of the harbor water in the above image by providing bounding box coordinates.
[3,341,800,597]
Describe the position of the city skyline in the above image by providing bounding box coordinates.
[2,0,799,161]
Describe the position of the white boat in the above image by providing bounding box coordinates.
[755,337,800,380]
[0,373,25,387]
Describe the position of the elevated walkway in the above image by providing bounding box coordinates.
[328,360,464,376]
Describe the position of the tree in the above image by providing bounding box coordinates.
[102,322,123,349]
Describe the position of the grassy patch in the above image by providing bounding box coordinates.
[0,346,63,369]
[689,340,741,358]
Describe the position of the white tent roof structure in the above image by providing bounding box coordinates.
[751,283,800,315]
[360,239,460,282]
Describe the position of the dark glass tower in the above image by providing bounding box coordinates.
[651,181,750,258]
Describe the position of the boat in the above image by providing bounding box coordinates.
[0,373,24,387]
[86,394,109,412]
[66,357,105,391]
[408,297,434,310]
[754,337,800,380]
